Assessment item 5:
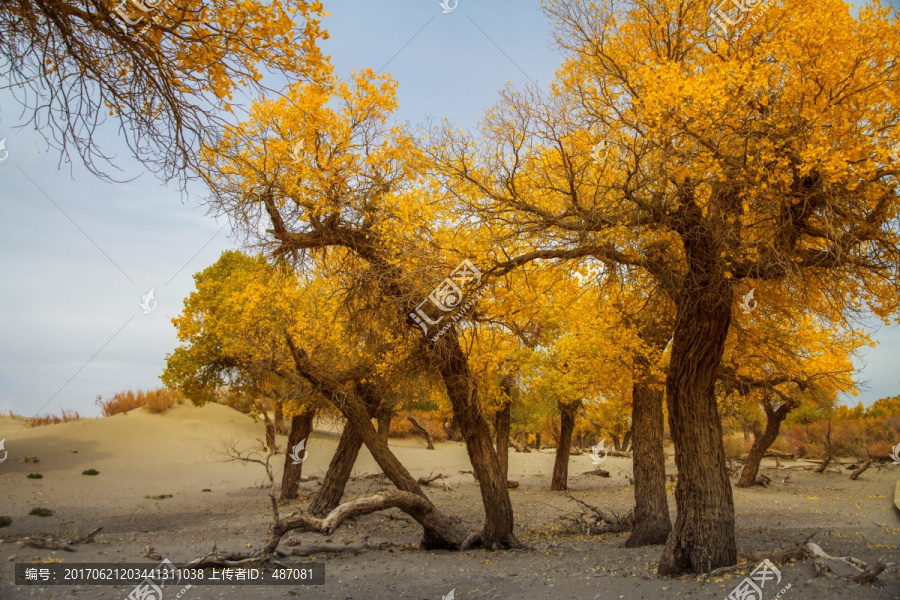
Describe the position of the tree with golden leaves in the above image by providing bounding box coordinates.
[428,0,900,573]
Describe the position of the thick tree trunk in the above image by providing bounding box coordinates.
[432,333,523,549]
[308,393,383,517]
[534,432,541,450]
[551,400,578,491]
[274,403,285,435]
[612,435,622,452]
[737,401,792,488]
[625,382,671,547]
[658,282,736,575]
[495,403,511,481]
[280,406,316,501]
[286,337,467,549]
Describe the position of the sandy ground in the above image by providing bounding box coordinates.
[0,403,898,600]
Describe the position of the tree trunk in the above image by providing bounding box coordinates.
[286,337,467,549]
[308,392,383,517]
[550,400,578,491]
[432,333,523,549]
[625,382,671,547]
[657,280,737,575]
[737,401,793,488]
[444,415,463,442]
[534,432,541,450]
[274,403,285,435]
[622,429,633,453]
[612,434,622,452]
[407,416,435,449]
[377,407,392,443]
[280,406,317,501]
[263,410,276,452]
[495,403,511,481]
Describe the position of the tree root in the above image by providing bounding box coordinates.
[562,494,634,535]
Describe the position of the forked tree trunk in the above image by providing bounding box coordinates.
[494,403,511,481]
[737,400,794,488]
[551,400,578,491]
[658,280,736,575]
[280,406,317,501]
[433,333,522,549]
[274,403,285,435]
[625,382,671,547]
[286,337,467,549]
[308,391,383,517]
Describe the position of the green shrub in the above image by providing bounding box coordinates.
[26,473,43,479]
[29,508,53,517]
[82,469,99,476]
[145,494,173,500]
[0,516,11,527]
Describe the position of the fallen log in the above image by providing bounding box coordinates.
[582,468,610,477]
[739,450,795,461]
[805,542,888,583]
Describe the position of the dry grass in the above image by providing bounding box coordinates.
[7,409,83,428]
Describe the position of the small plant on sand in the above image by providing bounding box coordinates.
[24,456,40,463]
[29,508,53,517]
[82,469,99,476]
[0,516,11,527]
[145,494,173,500]
[27,473,43,479]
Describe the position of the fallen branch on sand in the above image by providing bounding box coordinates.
[5,527,102,552]
[560,494,634,535]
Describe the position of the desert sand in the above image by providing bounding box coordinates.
[1,403,898,599]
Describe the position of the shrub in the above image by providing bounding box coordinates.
[26,473,43,479]
[13,409,82,427]
[145,494,173,500]
[29,508,53,517]
[0,516,11,527]
[96,388,185,416]
[82,469,99,476]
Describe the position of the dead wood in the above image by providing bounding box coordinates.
[805,542,887,584]
[406,416,435,450]
[508,436,530,453]
[289,539,372,556]
[507,480,520,489]
[564,494,634,534]
[849,460,871,481]
[582,468,610,477]
[10,526,103,552]
[607,450,633,458]
[417,473,449,486]
[755,474,772,488]
[739,450,794,461]
[853,557,888,584]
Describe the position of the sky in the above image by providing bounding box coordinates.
[0,0,898,418]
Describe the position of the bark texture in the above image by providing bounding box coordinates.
[625,381,672,547]
[280,406,316,501]
[658,235,737,574]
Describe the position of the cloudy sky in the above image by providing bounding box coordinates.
[1,1,897,418]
